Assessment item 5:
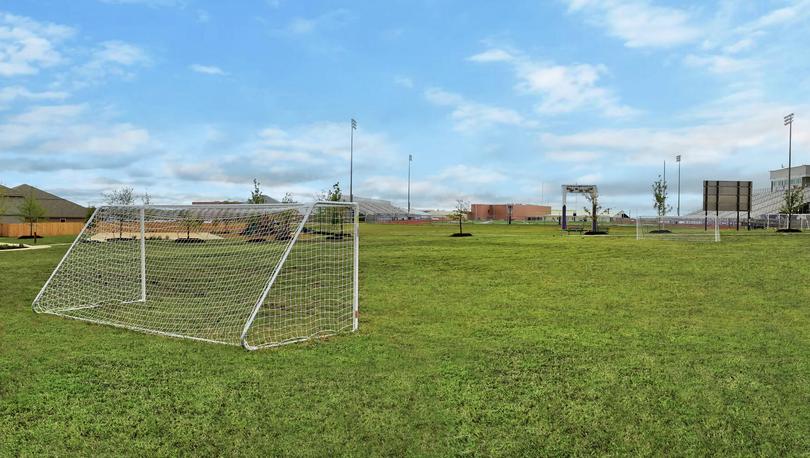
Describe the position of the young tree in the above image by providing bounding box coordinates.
[652,176,671,230]
[326,182,342,201]
[103,187,135,206]
[281,192,296,203]
[249,178,266,204]
[449,199,470,236]
[0,187,7,217]
[583,191,609,232]
[780,186,804,215]
[19,192,46,239]
[140,191,152,205]
[103,187,136,238]
[179,210,203,240]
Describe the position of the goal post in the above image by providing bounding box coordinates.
[33,202,359,350]
[636,215,720,242]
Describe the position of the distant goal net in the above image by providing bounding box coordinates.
[33,202,359,350]
[636,216,720,242]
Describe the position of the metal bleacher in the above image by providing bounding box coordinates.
[686,188,808,219]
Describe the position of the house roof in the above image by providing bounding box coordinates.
[1,184,87,220]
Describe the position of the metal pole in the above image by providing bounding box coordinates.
[140,206,146,302]
[677,156,681,216]
[352,202,359,332]
[350,119,355,202]
[407,154,412,217]
[788,117,793,230]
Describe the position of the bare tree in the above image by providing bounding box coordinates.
[103,187,135,206]
[179,210,203,240]
[103,187,135,239]
[449,199,470,236]
[281,192,296,203]
[140,191,152,205]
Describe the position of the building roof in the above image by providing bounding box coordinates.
[0,184,87,221]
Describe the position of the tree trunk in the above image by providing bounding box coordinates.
[458,216,462,235]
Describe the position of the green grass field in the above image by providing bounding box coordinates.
[2,224,809,455]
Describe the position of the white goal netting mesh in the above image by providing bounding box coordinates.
[33,202,359,350]
[636,216,720,242]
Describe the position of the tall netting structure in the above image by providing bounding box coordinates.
[636,215,720,242]
[33,202,359,350]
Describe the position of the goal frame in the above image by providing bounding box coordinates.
[636,215,720,242]
[32,201,360,350]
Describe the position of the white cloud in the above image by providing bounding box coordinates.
[99,0,187,6]
[277,9,350,36]
[190,64,227,76]
[68,40,150,87]
[437,164,507,185]
[424,87,529,132]
[683,54,755,74]
[738,1,810,32]
[564,0,701,48]
[545,151,604,162]
[0,12,75,76]
[468,47,636,117]
[539,99,808,168]
[168,122,401,190]
[0,86,69,107]
[467,48,515,63]
[0,103,152,171]
[393,75,414,88]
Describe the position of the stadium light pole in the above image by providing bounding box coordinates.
[784,113,794,230]
[663,160,667,212]
[407,154,412,217]
[676,155,681,216]
[350,118,356,202]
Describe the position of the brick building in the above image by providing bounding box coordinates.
[469,203,551,221]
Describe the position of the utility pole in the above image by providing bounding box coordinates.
[676,155,681,216]
[664,159,669,215]
[407,154,412,217]
[784,113,795,230]
[350,118,357,202]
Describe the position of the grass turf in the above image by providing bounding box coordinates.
[1,223,809,455]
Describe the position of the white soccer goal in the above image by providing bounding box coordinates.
[765,213,810,231]
[636,215,720,242]
[33,202,359,350]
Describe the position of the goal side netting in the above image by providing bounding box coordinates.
[636,215,720,242]
[32,202,359,350]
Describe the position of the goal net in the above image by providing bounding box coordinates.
[33,202,359,350]
[636,215,720,242]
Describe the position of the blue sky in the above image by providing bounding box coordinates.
[1,0,809,213]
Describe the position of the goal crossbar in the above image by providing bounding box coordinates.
[32,202,359,350]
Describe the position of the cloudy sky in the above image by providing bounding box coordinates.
[1,0,809,213]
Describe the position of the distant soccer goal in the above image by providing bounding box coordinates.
[33,202,359,350]
[636,216,720,242]
[764,214,810,231]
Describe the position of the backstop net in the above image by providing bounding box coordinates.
[32,202,359,350]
